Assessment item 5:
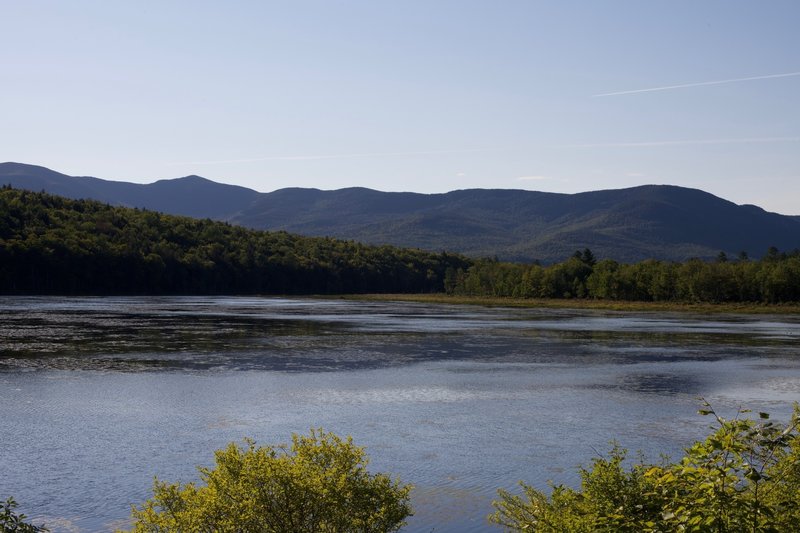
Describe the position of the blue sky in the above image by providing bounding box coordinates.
[2,1,799,214]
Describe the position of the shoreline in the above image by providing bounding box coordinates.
[3,292,800,315]
[342,293,800,315]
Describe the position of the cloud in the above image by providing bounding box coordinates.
[456,172,466,177]
[593,70,800,97]
[565,137,800,148]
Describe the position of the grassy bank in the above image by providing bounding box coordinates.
[346,293,800,314]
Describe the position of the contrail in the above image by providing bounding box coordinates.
[565,137,800,148]
[593,71,800,97]
[175,148,494,166]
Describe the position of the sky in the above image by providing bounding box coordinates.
[2,1,799,214]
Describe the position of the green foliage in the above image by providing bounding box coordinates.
[490,403,800,532]
[0,188,470,295]
[3,187,798,302]
[124,429,412,533]
[451,248,800,304]
[0,498,48,533]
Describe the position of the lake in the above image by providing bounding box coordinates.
[1,296,799,532]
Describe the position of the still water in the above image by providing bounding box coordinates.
[1,297,799,532]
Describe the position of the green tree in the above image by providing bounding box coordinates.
[586,259,620,299]
[1,498,48,533]
[124,429,412,533]
[579,248,597,267]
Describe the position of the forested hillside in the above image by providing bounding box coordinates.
[4,162,799,263]
[230,185,800,264]
[0,187,470,295]
[2,186,798,302]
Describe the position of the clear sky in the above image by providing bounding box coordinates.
[2,1,799,214]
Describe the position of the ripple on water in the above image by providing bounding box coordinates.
[2,296,800,532]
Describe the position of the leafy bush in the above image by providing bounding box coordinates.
[124,429,412,533]
[0,498,48,533]
[490,402,800,532]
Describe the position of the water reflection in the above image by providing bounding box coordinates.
[616,372,700,395]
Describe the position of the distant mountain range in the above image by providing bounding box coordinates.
[2,162,798,263]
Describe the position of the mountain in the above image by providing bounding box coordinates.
[229,186,800,263]
[2,162,799,263]
[0,162,260,219]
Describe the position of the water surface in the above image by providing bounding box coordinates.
[1,297,799,532]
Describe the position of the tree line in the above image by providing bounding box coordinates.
[2,186,798,302]
[0,187,470,295]
[446,247,800,303]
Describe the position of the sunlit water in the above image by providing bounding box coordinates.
[1,297,799,532]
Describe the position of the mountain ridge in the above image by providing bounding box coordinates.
[2,162,798,263]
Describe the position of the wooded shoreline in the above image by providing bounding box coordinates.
[348,293,800,314]
[2,187,799,306]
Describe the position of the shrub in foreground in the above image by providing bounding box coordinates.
[1,498,48,533]
[124,429,412,533]
[490,402,800,532]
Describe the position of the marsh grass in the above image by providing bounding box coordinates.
[345,294,800,315]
